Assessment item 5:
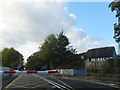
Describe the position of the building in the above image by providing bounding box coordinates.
[85,46,117,69]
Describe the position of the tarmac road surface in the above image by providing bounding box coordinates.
[3,74,71,90]
[2,74,119,90]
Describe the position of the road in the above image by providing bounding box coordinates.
[2,75,18,89]
[2,74,119,90]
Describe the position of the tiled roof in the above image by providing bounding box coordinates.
[86,46,116,58]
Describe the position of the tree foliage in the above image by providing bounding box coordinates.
[25,31,77,70]
[2,47,24,69]
[101,58,120,74]
[109,1,120,43]
[38,31,76,69]
[38,34,58,69]
[25,52,47,70]
[101,59,114,74]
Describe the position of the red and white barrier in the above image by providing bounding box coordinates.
[0,70,58,74]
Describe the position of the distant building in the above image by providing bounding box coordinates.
[85,46,117,69]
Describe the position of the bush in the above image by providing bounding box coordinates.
[101,58,120,75]
[115,58,120,74]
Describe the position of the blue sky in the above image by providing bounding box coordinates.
[67,2,117,46]
[0,1,118,60]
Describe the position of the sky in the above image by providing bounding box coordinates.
[0,0,118,62]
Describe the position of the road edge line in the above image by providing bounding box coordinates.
[3,74,21,89]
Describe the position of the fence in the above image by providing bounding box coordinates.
[0,68,87,76]
[59,69,87,76]
[0,69,58,74]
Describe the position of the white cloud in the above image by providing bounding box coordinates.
[0,1,75,60]
[69,13,76,21]
[66,28,107,53]
[16,41,40,61]
[0,0,108,62]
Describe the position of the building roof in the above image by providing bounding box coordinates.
[86,46,116,58]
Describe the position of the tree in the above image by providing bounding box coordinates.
[109,1,120,75]
[39,34,58,69]
[26,52,48,70]
[26,31,76,70]
[2,47,24,69]
[38,31,76,69]
[109,0,120,55]
[56,31,76,67]
[117,58,120,74]
[101,58,120,74]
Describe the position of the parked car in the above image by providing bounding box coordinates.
[0,67,12,79]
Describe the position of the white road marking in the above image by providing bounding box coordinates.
[31,83,50,88]
[34,74,71,90]
[4,74,54,89]
[53,77,75,90]
[5,74,22,88]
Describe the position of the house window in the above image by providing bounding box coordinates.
[95,58,97,61]
[94,58,96,61]
[87,59,89,61]
[101,58,103,61]
[103,58,105,61]
[97,58,100,61]
[100,58,102,61]
[89,58,91,61]
[109,57,113,59]
[81,55,84,59]
[91,58,93,61]
[96,58,98,61]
